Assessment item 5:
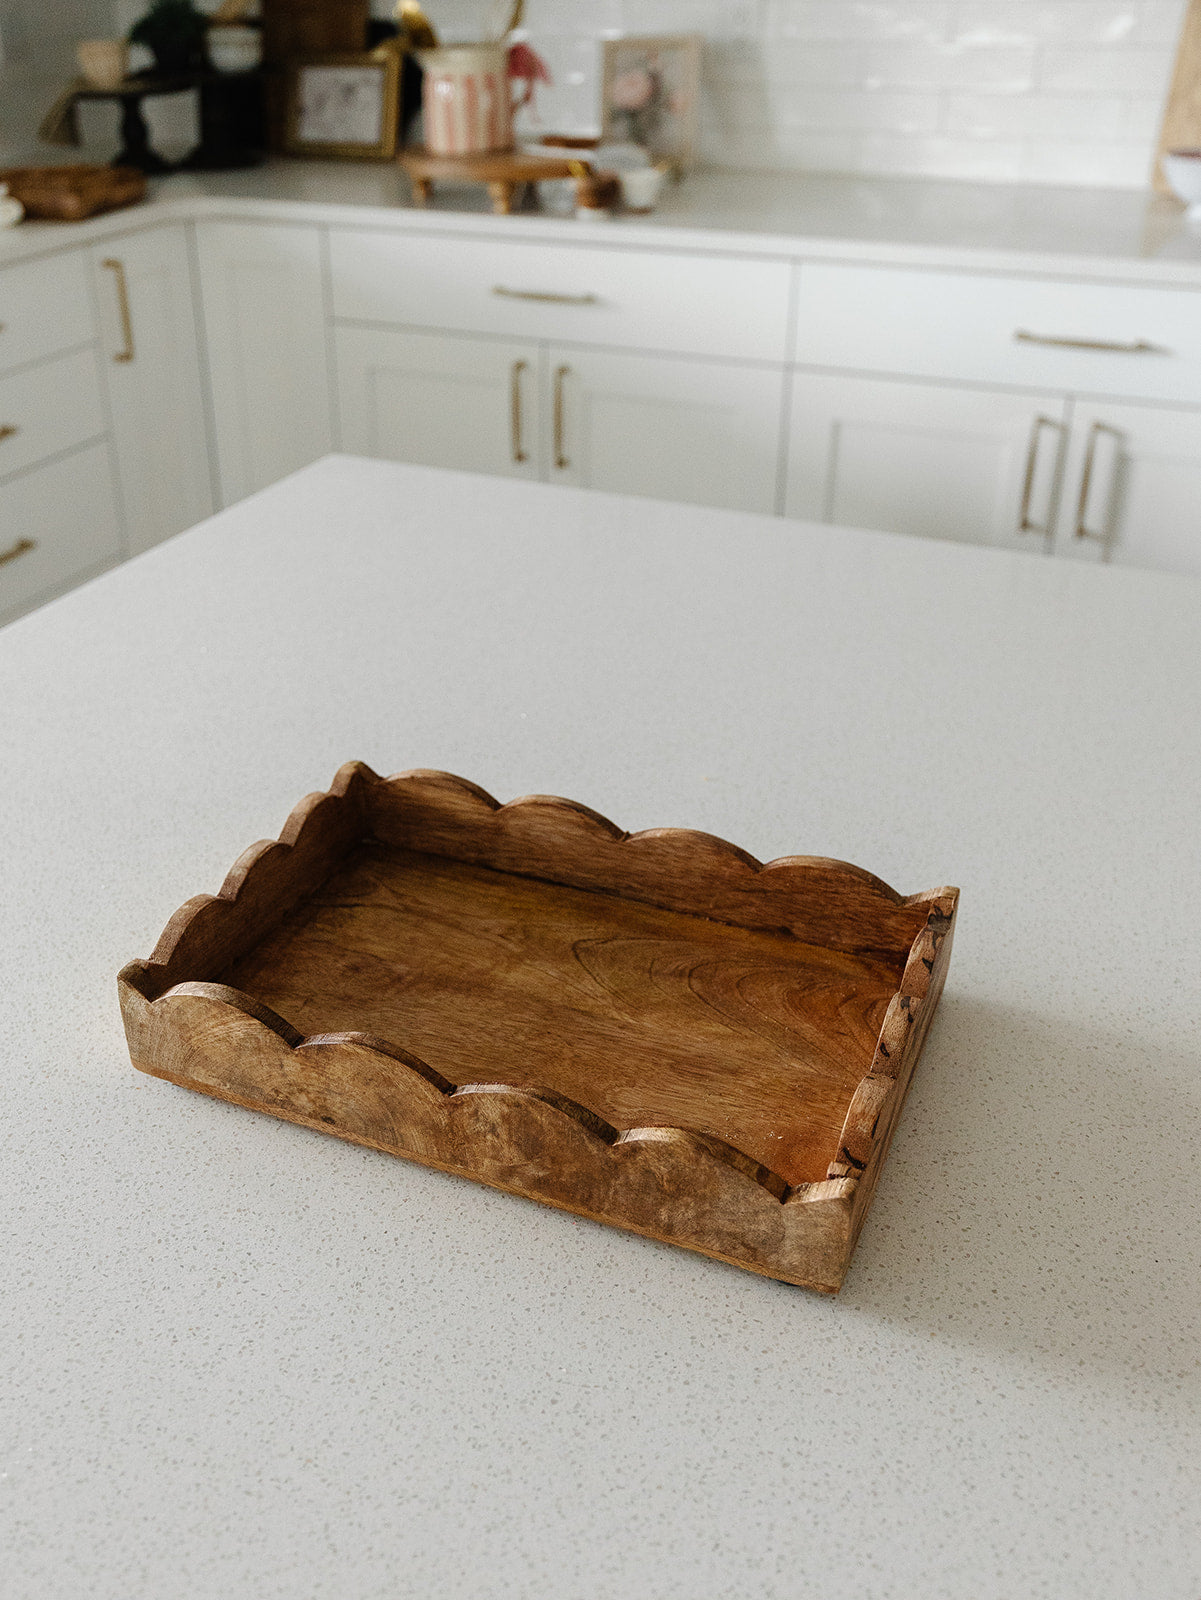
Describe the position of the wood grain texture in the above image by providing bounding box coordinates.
[1155,0,1201,193]
[118,763,958,1291]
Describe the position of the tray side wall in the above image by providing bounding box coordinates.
[121,764,369,1000]
[829,895,959,1250]
[363,768,934,959]
[118,977,856,1292]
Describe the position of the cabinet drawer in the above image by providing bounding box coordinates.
[0,348,107,480]
[794,264,1201,405]
[0,251,96,374]
[330,229,792,362]
[0,444,123,621]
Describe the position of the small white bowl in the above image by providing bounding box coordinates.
[619,165,667,213]
[1163,150,1201,217]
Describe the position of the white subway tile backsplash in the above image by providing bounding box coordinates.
[430,0,1186,188]
[864,41,1038,90]
[952,4,1142,46]
[763,3,952,42]
[860,129,1025,176]
[1138,1,1190,46]
[1039,43,1175,91]
[943,92,1126,140]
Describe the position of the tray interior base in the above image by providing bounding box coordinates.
[221,844,905,1186]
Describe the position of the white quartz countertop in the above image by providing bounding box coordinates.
[3,458,1200,1599]
[3,159,1201,282]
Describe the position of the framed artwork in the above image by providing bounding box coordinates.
[284,53,402,160]
[600,34,701,173]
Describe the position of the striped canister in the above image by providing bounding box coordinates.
[419,44,514,156]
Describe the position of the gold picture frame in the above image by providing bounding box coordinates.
[600,34,701,175]
[284,53,402,161]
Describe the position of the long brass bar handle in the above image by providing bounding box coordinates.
[493,286,598,306]
[1017,414,1066,535]
[1075,421,1123,542]
[0,537,35,568]
[1015,329,1169,356]
[0,424,18,443]
[102,258,135,362]
[509,359,529,464]
[553,364,571,470]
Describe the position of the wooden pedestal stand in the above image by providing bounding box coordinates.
[400,147,582,214]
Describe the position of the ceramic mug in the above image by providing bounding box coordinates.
[76,39,129,90]
[207,25,263,75]
[419,44,515,156]
[619,166,667,213]
[0,184,24,229]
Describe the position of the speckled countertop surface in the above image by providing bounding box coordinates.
[2,160,1201,282]
[2,457,1200,1599]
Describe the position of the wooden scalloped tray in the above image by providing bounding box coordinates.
[118,764,958,1292]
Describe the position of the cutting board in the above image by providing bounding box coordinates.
[1155,0,1201,192]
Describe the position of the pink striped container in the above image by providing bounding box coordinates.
[419,44,514,157]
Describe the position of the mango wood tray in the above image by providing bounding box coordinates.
[0,164,146,221]
[118,764,958,1292]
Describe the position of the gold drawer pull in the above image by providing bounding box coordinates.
[1074,421,1123,543]
[553,363,570,470]
[0,536,35,568]
[493,286,598,306]
[0,424,18,443]
[1015,329,1169,356]
[1017,414,1066,536]
[510,359,529,464]
[102,257,135,362]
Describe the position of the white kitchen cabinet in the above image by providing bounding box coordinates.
[794,262,1201,407]
[0,251,95,373]
[1053,399,1201,576]
[195,221,333,507]
[547,348,784,513]
[90,225,213,555]
[336,326,543,480]
[334,323,784,515]
[785,371,1069,552]
[0,443,123,624]
[330,229,792,364]
[0,348,107,479]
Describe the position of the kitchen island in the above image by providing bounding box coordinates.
[5,160,1201,630]
[2,457,1199,1599]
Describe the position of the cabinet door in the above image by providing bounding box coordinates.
[1054,400,1201,577]
[91,225,213,555]
[546,348,783,513]
[336,326,542,480]
[785,372,1069,552]
[0,444,123,627]
[195,221,333,507]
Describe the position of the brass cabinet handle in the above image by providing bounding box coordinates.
[553,364,571,470]
[1074,421,1123,543]
[1017,414,1067,535]
[0,537,35,568]
[493,286,598,306]
[1015,329,1169,356]
[0,424,18,443]
[102,257,135,362]
[510,359,529,464]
